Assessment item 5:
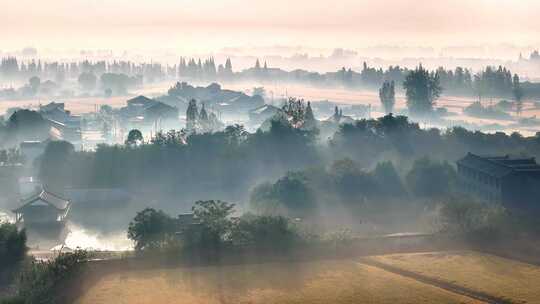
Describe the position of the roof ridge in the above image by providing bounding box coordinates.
[41,188,70,202]
[463,153,540,175]
[470,153,516,170]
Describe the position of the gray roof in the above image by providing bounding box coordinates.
[40,102,65,112]
[13,189,71,212]
[127,95,156,107]
[457,153,540,178]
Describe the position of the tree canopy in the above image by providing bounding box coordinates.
[403,65,442,116]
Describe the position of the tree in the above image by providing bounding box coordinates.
[270,172,316,216]
[125,129,143,146]
[100,73,138,95]
[0,222,27,268]
[438,199,506,240]
[39,141,75,193]
[473,74,486,103]
[127,208,175,252]
[198,103,210,132]
[78,72,97,91]
[330,158,378,202]
[379,80,396,114]
[16,250,89,304]
[199,103,208,122]
[304,101,316,129]
[372,161,405,197]
[150,129,186,146]
[7,109,49,143]
[224,124,248,146]
[7,148,25,165]
[28,76,41,95]
[186,99,199,131]
[104,88,112,98]
[403,65,442,116]
[281,97,307,128]
[512,74,524,116]
[406,157,456,198]
[231,215,299,251]
[188,200,235,250]
[224,58,233,79]
[0,150,7,164]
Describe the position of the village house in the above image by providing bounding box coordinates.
[249,104,281,125]
[39,102,82,144]
[118,95,179,131]
[457,153,540,211]
[12,188,71,235]
[39,102,70,123]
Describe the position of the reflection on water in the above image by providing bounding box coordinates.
[64,222,133,251]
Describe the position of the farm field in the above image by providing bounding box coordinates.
[75,259,481,304]
[370,251,540,304]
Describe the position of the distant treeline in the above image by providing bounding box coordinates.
[2,56,540,99]
[0,57,163,84]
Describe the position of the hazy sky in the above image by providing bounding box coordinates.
[2,0,539,54]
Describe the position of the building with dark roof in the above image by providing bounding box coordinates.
[457,153,540,211]
[118,95,179,130]
[12,188,71,225]
[249,104,281,125]
[12,188,72,244]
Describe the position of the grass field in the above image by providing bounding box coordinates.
[75,259,481,304]
[371,251,540,304]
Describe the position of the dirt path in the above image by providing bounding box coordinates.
[359,257,514,304]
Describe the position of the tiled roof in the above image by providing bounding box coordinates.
[13,189,70,212]
[127,95,155,107]
[457,153,540,177]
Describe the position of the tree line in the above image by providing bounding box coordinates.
[35,109,540,227]
[2,55,537,101]
[377,65,525,117]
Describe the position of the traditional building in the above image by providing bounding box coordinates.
[12,188,71,231]
[457,153,540,211]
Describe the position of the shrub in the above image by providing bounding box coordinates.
[406,157,456,198]
[127,208,176,252]
[231,215,300,251]
[438,199,506,241]
[0,222,27,269]
[183,200,235,252]
[249,172,317,217]
[16,250,89,304]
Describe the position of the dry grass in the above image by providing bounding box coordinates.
[371,251,540,304]
[75,259,480,304]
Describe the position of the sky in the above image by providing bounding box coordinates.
[2,0,539,56]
